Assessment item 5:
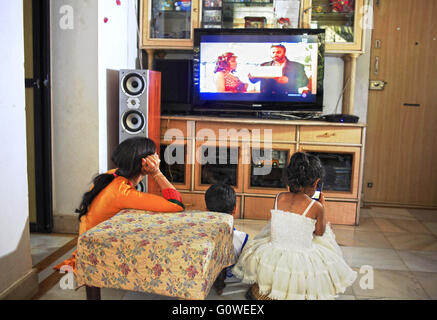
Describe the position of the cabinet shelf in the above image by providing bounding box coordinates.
[223,0,273,4]
[311,12,354,21]
[156,10,192,14]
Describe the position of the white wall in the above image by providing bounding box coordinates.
[51,0,100,223]
[51,0,138,228]
[98,0,138,171]
[0,0,33,293]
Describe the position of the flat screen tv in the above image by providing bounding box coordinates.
[193,28,325,115]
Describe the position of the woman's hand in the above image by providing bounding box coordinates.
[141,154,161,175]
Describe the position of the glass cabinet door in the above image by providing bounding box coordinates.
[244,144,295,195]
[299,145,360,199]
[160,142,191,190]
[142,0,200,48]
[195,142,243,192]
[302,0,364,52]
[202,0,276,29]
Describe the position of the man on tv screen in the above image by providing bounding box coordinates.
[249,44,309,95]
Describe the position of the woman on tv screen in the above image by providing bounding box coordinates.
[214,52,248,93]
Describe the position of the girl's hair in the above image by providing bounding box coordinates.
[284,152,325,193]
[214,52,237,73]
[76,137,156,220]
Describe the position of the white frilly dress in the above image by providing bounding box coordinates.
[232,195,357,300]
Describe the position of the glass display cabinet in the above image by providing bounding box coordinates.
[160,117,367,225]
[195,141,243,192]
[141,0,200,49]
[244,144,296,195]
[160,143,192,190]
[299,145,361,199]
[202,0,275,29]
[301,0,365,53]
[141,0,365,53]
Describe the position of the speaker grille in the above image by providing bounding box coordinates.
[121,110,146,134]
[122,72,146,97]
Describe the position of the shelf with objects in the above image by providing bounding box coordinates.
[301,0,365,53]
[301,0,367,114]
[141,0,200,49]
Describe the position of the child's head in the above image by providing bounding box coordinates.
[111,137,156,180]
[284,152,325,194]
[205,183,236,214]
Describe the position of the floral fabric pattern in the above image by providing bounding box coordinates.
[76,210,235,300]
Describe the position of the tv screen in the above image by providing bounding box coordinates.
[193,28,325,113]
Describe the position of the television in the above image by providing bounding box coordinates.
[193,28,325,115]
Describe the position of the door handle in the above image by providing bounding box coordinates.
[374,56,379,75]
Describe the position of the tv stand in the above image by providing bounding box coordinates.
[159,115,366,226]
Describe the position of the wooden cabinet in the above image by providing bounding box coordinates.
[298,144,361,199]
[141,0,366,54]
[160,116,366,225]
[243,143,296,195]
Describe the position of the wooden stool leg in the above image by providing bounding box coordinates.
[213,268,227,295]
[86,286,101,300]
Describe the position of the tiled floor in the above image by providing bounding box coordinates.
[30,233,75,266]
[32,207,437,300]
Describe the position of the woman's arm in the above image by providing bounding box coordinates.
[114,153,185,212]
[314,193,326,236]
[117,187,184,212]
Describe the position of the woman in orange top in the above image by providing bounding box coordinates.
[55,137,184,273]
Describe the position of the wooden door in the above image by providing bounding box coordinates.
[364,0,437,208]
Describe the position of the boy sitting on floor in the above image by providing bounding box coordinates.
[205,184,248,281]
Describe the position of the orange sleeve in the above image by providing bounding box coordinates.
[116,186,184,212]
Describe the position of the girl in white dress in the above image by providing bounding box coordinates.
[232,152,357,300]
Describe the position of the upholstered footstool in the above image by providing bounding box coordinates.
[76,210,235,300]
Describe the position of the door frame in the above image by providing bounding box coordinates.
[27,0,53,233]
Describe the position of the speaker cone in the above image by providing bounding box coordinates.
[121,110,145,134]
[122,72,146,96]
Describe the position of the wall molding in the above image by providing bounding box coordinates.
[0,268,38,300]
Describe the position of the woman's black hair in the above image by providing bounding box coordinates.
[284,152,325,193]
[205,183,236,214]
[76,137,156,220]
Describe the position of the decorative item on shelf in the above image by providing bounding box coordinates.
[244,16,266,28]
[276,17,290,28]
[159,0,174,11]
[314,6,324,13]
[329,0,355,13]
[175,0,191,11]
[204,9,222,23]
[204,0,223,7]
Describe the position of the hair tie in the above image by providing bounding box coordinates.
[113,172,118,178]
